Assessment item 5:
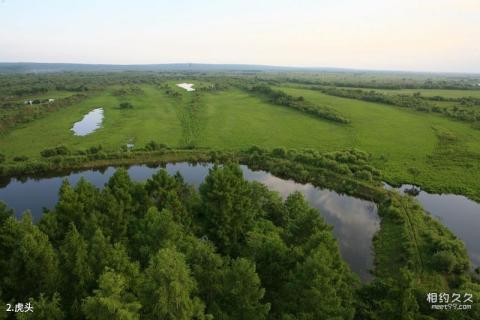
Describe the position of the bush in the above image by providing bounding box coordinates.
[355,170,373,181]
[272,147,287,158]
[119,102,134,109]
[87,145,103,154]
[13,156,29,162]
[41,145,70,158]
[145,141,169,151]
[0,153,5,163]
[432,251,456,272]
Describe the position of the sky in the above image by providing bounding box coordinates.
[0,0,479,73]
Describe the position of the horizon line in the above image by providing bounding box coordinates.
[1,61,480,76]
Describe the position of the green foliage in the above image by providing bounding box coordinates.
[21,293,65,320]
[216,258,270,320]
[40,145,70,158]
[140,247,204,320]
[13,156,28,162]
[144,140,169,151]
[130,207,184,266]
[59,224,94,315]
[119,102,134,109]
[82,270,141,320]
[199,165,259,256]
[0,165,361,319]
[0,201,13,224]
[0,215,59,299]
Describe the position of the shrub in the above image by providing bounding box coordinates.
[88,145,103,154]
[0,153,5,163]
[355,170,373,181]
[272,147,287,158]
[119,102,134,109]
[432,251,456,272]
[13,156,29,162]
[41,145,70,158]
[145,141,169,151]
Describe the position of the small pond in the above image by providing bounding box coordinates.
[0,163,379,281]
[71,108,104,136]
[384,183,480,269]
[176,83,195,91]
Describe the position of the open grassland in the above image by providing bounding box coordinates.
[274,86,480,199]
[1,83,479,200]
[0,86,183,157]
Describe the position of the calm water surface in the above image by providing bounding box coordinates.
[0,163,379,281]
[71,108,104,136]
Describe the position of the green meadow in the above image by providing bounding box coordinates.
[1,82,479,200]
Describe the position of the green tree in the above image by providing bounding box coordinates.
[288,246,356,319]
[82,270,141,320]
[130,207,184,266]
[0,201,13,225]
[88,228,113,277]
[144,169,193,227]
[59,224,93,317]
[54,179,100,238]
[15,293,64,320]
[140,248,205,320]
[244,222,290,315]
[199,165,258,256]
[180,236,224,316]
[216,258,270,320]
[0,215,59,299]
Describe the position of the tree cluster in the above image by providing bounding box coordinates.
[0,165,356,319]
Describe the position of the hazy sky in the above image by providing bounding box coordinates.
[1,0,479,72]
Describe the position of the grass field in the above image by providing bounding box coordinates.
[276,86,480,198]
[1,83,479,200]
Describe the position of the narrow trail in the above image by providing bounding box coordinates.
[400,199,425,274]
[175,91,204,148]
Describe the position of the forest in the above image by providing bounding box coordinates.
[0,165,357,319]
